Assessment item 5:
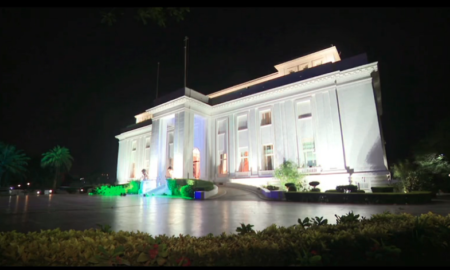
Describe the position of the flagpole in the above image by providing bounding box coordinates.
[184,36,188,89]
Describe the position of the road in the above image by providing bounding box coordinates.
[1,186,449,237]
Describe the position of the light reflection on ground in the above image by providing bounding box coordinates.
[1,187,449,237]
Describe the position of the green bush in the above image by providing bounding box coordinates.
[167,179,187,196]
[274,160,306,189]
[125,180,140,194]
[187,179,214,192]
[371,186,394,193]
[310,188,321,192]
[1,212,450,266]
[94,185,126,196]
[325,189,342,193]
[180,185,194,199]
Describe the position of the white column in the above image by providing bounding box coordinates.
[149,119,161,180]
[182,110,194,179]
[228,114,236,177]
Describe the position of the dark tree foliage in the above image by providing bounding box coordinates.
[101,7,190,27]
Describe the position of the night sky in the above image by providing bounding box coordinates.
[1,8,448,180]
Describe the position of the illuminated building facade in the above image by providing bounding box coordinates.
[115,46,389,192]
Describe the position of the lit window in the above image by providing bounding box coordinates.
[167,132,174,169]
[219,153,227,174]
[297,100,316,168]
[302,139,317,167]
[260,111,272,126]
[130,163,135,179]
[217,119,228,175]
[262,145,274,171]
[239,148,249,172]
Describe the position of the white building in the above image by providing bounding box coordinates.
[115,46,389,193]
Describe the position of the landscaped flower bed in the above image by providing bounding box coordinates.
[167,179,214,199]
[1,212,450,266]
[285,191,433,204]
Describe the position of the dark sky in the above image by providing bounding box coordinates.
[1,7,448,179]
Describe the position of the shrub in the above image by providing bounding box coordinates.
[1,212,450,266]
[285,183,297,192]
[309,181,320,188]
[371,186,394,193]
[187,179,214,192]
[94,185,126,196]
[310,188,321,192]
[180,185,194,198]
[125,180,140,194]
[285,191,433,204]
[336,185,358,192]
[274,160,306,189]
[325,189,342,193]
[266,185,279,191]
[167,179,187,196]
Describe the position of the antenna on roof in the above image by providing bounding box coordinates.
[184,36,189,89]
[155,62,160,99]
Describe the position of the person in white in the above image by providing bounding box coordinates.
[140,169,149,180]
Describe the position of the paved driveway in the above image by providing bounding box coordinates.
[1,188,450,237]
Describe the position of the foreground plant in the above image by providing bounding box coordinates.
[1,212,450,266]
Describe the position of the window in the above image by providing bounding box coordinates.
[145,137,150,148]
[302,139,317,167]
[260,111,272,126]
[297,100,317,168]
[130,163,135,179]
[237,115,248,130]
[167,132,174,169]
[238,148,249,172]
[219,153,227,174]
[262,145,274,171]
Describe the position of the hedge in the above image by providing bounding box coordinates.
[1,212,450,266]
[167,179,214,198]
[285,191,433,204]
[371,186,394,193]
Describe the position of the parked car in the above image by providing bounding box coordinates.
[79,186,94,194]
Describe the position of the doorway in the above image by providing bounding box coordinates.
[193,148,200,179]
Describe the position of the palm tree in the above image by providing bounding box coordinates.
[0,142,30,188]
[41,146,74,190]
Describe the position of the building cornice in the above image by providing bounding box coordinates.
[115,124,152,141]
[141,62,378,119]
[210,62,378,113]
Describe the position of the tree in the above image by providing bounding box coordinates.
[101,7,190,27]
[393,153,450,193]
[0,142,30,188]
[41,146,74,190]
[274,160,306,190]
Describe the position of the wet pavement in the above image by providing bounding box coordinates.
[1,187,450,237]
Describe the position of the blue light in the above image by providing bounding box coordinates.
[194,191,203,200]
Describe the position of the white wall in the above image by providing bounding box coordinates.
[116,126,152,184]
[337,80,387,173]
